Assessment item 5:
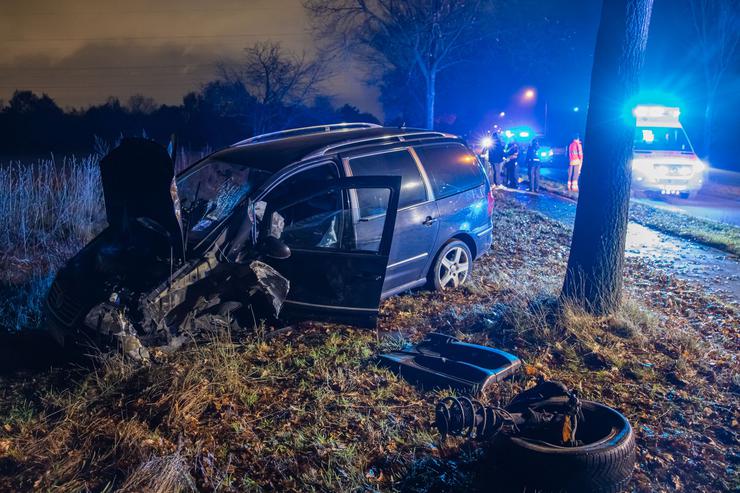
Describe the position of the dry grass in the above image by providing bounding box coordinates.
[0,188,738,492]
[0,147,211,332]
[0,157,105,331]
[1,325,440,492]
[0,156,104,273]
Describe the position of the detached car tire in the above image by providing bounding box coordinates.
[428,240,472,291]
[491,396,636,493]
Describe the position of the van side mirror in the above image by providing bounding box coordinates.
[260,235,291,259]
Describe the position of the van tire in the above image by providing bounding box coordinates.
[427,240,472,291]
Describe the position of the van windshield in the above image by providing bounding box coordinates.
[634,126,692,152]
[177,159,271,244]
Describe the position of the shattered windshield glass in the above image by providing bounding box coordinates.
[177,159,271,244]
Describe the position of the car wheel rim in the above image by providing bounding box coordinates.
[438,246,469,289]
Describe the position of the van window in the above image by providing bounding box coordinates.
[266,162,339,207]
[265,163,342,249]
[349,150,427,210]
[414,144,484,199]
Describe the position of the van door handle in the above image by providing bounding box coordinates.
[422,216,437,226]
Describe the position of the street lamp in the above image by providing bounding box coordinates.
[573,106,580,112]
[499,111,506,118]
[523,88,536,101]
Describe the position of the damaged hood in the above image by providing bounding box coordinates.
[99,138,183,257]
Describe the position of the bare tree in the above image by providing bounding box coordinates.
[561,0,654,315]
[127,94,158,114]
[220,41,329,133]
[304,0,492,129]
[687,0,739,158]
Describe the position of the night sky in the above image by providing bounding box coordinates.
[0,0,380,114]
[1,0,737,168]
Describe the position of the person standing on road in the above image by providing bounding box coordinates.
[504,140,520,188]
[526,138,542,192]
[568,134,583,191]
[490,130,505,187]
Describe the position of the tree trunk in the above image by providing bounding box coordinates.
[561,0,654,315]
[426,71,436,130]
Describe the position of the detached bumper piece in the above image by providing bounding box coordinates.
[378,333,521,394]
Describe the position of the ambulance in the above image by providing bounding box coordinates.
[631,105,705,199]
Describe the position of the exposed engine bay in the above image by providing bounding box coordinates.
[45,138,290,360]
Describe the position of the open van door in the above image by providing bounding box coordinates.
[261,176,401,328]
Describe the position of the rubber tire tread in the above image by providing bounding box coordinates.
[491,398,636,493]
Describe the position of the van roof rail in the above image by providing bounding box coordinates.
[303,131,458,159]
[233,122,382,146]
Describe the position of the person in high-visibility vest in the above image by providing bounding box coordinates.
[567,135,583,191]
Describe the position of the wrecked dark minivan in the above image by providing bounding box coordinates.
[45,124,492,354]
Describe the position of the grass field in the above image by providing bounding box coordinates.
[0,189,737,492]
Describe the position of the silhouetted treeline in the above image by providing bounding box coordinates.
[0,83,379,159]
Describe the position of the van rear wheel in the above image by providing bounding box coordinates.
[428,240,472,291]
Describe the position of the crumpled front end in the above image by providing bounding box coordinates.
[64,257,289,360]
[45,139,291,359]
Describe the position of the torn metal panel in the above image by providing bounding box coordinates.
[378,333,522,394]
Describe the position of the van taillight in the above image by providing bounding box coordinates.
[487,189,495,215]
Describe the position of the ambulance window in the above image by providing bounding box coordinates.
[634,127,691,152]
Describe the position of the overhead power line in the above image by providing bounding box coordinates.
[0,64,219,72]
[2,6,301,17]
[0,31,311,43]
[0,80,209,90]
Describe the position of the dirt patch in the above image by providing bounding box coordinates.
[0,192,738,492]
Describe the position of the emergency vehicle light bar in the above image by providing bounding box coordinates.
[633,105,680,120]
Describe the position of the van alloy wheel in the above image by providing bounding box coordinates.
[438,246,470,289]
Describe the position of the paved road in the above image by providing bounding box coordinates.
[508,189,740,304]
[540,166,740,226]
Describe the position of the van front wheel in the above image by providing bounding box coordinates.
[428,240,472,291]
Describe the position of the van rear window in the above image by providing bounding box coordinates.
[349,150,427,210]
[414,144,484,199]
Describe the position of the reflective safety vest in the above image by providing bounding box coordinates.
[568,140,583,164]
